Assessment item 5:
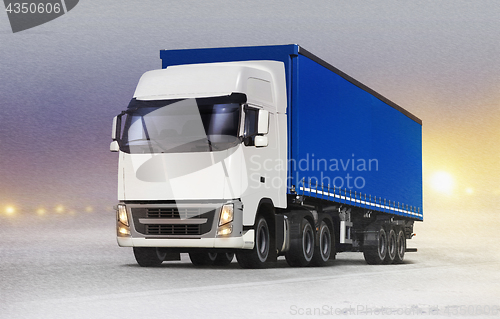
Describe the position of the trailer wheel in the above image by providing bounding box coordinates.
[286,218,315,267]
[189,252,217,266]
[394,228,406,264]
[213,253,235,266]
[310,221,332,266]
[133,247,166,267]
[363,226,387,265]
[384,227,396,264]
[236,216,270,268]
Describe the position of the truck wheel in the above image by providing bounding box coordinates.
[236,216,270,268]
[384,227,396,264]
[310,221,332,266]
[394,228,406,263]
[189,252,217,266]
[213,253,235,266]
[133,247,166,267]
[286,218,315,267]
[363,226,387,265]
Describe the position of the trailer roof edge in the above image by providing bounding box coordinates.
[296,45,422,125]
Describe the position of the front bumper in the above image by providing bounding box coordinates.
[117,230,254,249]
[116,200,255,249]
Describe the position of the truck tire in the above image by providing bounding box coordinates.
[310,221,332,266]
[236,216,270,268]
[394,228,406,264]
[363,226,387,265]
[286,218,315,267]
[189,252,217,266]
[384,226,396,264]
[213,253,235,266]
[133,247,166,267]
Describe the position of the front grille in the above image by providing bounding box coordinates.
[147,208,178,218]
[147,208,200,219]
[131,206,216,236]
[146,224,201,235]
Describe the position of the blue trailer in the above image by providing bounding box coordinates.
[113,44,422,267]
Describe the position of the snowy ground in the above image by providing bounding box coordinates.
[0,211,499,319]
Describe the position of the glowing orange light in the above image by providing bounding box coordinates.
[430,171,454,194]
[5,206,16,215]
[55,205,65,213]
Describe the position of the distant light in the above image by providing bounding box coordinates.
[5,206,16,215]
[85,206,94,213]
[430,171,454,194]
[36,208,47,216]
[466,188,474,195]
[55,205,65,213]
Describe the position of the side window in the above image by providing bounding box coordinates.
[244,107,258,146]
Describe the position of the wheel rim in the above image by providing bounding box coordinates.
[156,248,167,261]
[256,219,269,262]
[320,225,331,260]
[208,252,217,262]
[303,223,314,261]
[378,230,387,260]
[225,253,235,262]
[397,231,405,259]
[387,230,396,260]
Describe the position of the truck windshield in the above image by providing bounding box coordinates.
[119,95,244,154]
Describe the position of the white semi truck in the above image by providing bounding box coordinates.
[111,45,422,268]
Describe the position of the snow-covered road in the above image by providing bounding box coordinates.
[1,212,499,318]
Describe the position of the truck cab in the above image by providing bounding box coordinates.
[112,61,289,267]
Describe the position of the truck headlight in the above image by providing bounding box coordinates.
[219,204,234,226]
[118,225,131,236]
[117,204,129,226]
[217,224,233,236]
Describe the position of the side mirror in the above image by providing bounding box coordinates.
[111,115,122,152]
[111,115,119,140]
[257,110,269,135]
[254,136,268,147]
[110,140,120,152]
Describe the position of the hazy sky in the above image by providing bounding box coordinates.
[0,0,498,215]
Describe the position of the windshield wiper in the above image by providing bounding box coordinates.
[202,137,218,151]
[139,116,156,153]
